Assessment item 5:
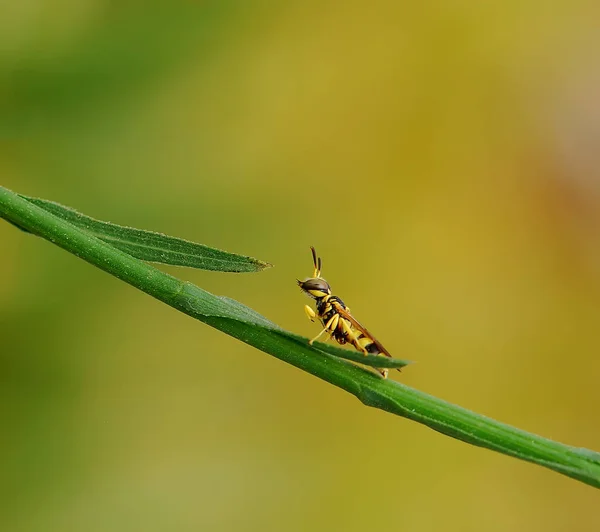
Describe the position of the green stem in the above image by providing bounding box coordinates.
[1,185,599,489]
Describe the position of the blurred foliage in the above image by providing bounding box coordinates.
[1,1,600,531]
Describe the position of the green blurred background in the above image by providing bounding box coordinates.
[2,1,600,530]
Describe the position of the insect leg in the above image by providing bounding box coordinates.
[340,319,388,378]
[309,314,338,345]
[304,305,317,322]
[341,319,368,355]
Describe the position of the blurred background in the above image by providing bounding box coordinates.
[2,1,600,530]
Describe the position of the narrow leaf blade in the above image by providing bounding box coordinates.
[21,196,271,272]
[308,340,412,369]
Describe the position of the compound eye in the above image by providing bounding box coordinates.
[300,278,331,294]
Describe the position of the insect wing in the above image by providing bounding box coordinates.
[332,302,393,358]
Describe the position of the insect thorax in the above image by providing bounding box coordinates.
[316,294,346,321]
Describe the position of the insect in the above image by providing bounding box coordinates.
[297,246,394,378]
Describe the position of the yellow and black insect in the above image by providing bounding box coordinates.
[297,246,394,378]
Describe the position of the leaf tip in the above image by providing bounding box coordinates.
[252,258,274,271]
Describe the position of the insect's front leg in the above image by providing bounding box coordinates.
[309,314,339,345]
[304,305,317,322]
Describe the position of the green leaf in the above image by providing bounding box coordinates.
[20,195,272,273]
[2,186,600,490]
[301,339,411,370]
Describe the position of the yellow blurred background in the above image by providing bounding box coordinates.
[2,1,600,530]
